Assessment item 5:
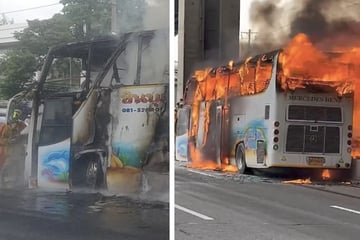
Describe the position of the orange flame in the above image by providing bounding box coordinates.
[278,33,354,94]
[221,164,239,172]
[279,34,360,157]
[187,141,220,170]
[321,169,331,180]
[187,141,238,172]
[282,178,312,184]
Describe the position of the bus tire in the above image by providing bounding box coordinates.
[73,158,103,189]
[236,144,247,174]
[85,160,101,188]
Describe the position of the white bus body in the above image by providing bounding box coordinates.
[228,82,353,170]
[178,51,353,172]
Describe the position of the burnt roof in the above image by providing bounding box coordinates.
[48,30,159,58]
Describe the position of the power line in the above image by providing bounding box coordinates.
[240,29,258,55]
[0,3,61,15]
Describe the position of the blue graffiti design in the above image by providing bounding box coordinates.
[41,150,69,182]
[176,136,188,158]
[232,119,268,150]
[112,143,142,168]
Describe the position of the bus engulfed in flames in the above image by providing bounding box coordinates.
[182,33,360,173]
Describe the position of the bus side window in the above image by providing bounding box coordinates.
[265,105,270,120]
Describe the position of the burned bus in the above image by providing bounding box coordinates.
[17,30,169,191]
[176,50,354,174]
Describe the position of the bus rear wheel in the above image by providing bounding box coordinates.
[236,145,247,174]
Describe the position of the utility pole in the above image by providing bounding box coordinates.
[111,0,117,34]
[240,29,258,56]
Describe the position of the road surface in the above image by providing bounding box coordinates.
[176,165,360,240]
[0,189,168,240]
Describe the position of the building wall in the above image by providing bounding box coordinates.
[177,0,240,103]
[177,0,204,103]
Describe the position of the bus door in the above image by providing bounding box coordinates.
[176,106,190,161]
[190,101,219,166]
[202,101,224,167]
[221,103,230,165]
[196,101,221,166]
[215,104,223,166]
[37,97,73,189]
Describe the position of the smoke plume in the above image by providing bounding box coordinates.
[143,0,169,30]
[248,0,360,54]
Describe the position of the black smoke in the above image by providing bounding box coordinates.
[248,0,360,54]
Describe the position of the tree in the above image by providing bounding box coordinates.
[60,0,147,36]
[116,0,147,33]
[0,14,76,98]
[60,0,112,40]
[0,0,148,99]
[0,1,109,99]
[15,14,76,57]
[0,49,37,98]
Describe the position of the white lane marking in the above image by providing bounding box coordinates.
[187,169,220,178]
[175,204,214,221]
[330,205,360,215]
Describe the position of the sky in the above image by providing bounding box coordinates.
[0,0,252,29]
[240,0,252,32]
[0,0,63,23]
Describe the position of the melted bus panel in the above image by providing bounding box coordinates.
[21,30,169,192]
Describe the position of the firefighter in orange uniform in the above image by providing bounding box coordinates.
[0,110,27,187]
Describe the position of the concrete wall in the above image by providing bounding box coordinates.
[219,0,240,61]
[177,0,204,103]
[177,0,240,103]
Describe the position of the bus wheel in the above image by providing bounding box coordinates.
[86,160,100,188]
[236,145,246,174]
[73,158,103,189]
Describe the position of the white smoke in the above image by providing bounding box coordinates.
[143,0,169,30]
[140,0,169,85]
[115,0,169,85]
[139,30,169,84]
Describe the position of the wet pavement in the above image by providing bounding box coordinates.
[0,189,169,240]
